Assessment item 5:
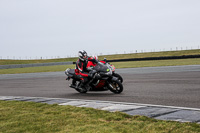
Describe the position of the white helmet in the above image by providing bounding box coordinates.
[78,50,88,61]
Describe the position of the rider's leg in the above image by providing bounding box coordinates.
[69,79,76,88]
[79,77,89,90]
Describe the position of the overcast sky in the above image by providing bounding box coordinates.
[0,0,200,59]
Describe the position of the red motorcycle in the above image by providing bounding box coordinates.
[87,59,123,83]
[65,59,123,94]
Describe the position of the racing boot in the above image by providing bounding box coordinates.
[78,82,87,91]
[69,80,77,88]
[69,84,76,88]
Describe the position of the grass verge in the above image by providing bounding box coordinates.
[0,57,77,65]
[1,49,200,65]
[0,64,75,74]
[0,58,200,74]
[102,49,200,60]
[0,100,199,133]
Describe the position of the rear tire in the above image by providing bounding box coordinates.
[108,80,123,94]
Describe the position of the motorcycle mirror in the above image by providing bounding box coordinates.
[104,58,107,62]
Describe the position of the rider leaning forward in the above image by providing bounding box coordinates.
[70,50,98,89]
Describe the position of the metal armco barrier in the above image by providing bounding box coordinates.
[105,54,200,63]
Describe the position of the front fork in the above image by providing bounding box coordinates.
[106,76,118,88]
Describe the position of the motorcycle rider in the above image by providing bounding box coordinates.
[70,50,97,90]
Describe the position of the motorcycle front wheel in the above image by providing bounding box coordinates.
[113,73,123,83]
[108,80,123,94]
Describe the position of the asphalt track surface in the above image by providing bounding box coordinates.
[0,65,200,108]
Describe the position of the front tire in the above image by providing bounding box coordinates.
[113,73,123,83]
[108,80,123,94]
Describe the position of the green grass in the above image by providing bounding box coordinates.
[0,64,75,74]
[0,100,199,133]
[1,49,200,65]
[0,58,200,74]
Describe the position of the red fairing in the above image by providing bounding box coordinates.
[87,61,96,68]
[95,80,106,88]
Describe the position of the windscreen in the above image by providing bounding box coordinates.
[94,62,109,72]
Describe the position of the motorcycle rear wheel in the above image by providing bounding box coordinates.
[108,80,123,94]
